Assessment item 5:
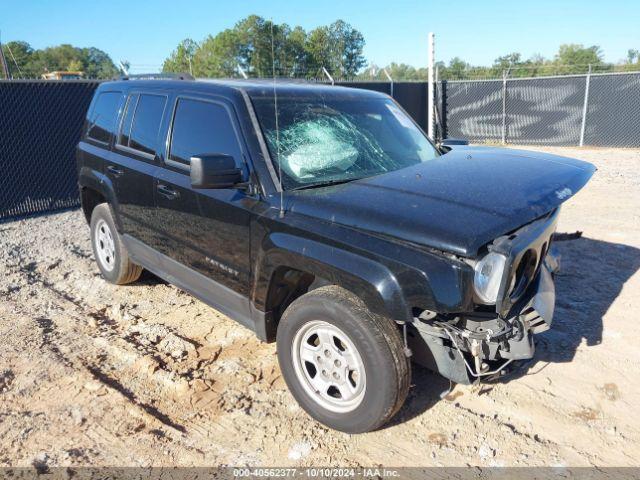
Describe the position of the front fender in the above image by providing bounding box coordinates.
[253,232,411,323]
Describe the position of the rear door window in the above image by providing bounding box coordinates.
[127,94,167,156]
[168,98,242,166]
[87,91,121,143]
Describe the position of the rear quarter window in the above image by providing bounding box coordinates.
[86,91,122,143]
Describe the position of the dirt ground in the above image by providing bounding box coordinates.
[0,146,638,468]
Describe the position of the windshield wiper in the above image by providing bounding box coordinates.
[292,178,362,191]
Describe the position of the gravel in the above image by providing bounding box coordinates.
[0,146,638,467]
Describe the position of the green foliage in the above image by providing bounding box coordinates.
[361,43,639,81]
[1,41,119,79]
[554,44,603,71]
[162,39,197,75]
[162,16,366,78]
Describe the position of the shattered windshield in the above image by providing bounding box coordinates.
[252,95,439,190]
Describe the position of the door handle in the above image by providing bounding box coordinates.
[157,184,180,200]
[107,165,124,177]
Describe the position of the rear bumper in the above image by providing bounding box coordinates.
[408,251,558,384]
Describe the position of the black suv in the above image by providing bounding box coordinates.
[77,78,595,433]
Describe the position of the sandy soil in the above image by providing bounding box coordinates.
[0,147,638,468]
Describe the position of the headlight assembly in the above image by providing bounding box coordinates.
[473,252,507,304]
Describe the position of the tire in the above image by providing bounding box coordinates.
[90,203,142,285]
[276,285,410,433]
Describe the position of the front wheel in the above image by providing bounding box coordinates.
[277,286,410,433]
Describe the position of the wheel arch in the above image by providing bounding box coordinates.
[78,167,121,229]
[255,233,410,341]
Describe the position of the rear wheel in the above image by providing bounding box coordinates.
[90,203,142,285]
[277,286,410,433]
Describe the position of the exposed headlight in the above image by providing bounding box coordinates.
[473,252,507,304]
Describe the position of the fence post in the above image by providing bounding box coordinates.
[427,32,435,139]
[441,79,448,139]
[383,68,394,98]
[501,69,508,144]
[579,64,592,147]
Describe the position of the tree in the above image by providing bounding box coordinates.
[493,52,522,70]
[361,62,427,81]
[1,41,35,78]
[554,44,603,73]
[0,41,118,78]
[163,39,198,75]
[447,57,472,79]
[329,20,366,76]
[193,30,241,77]
[83,47,119,78]
[163,16,367,79]
[306,20,366,77]
[305,25,333,76]
[234,15,274,77]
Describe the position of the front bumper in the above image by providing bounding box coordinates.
[408,251,558,384]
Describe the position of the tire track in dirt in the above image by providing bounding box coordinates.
[10,262,191,435]
[5,255,286,463]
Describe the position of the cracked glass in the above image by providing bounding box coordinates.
[252,95,439,190]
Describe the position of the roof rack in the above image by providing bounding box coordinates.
[117,72,194,81]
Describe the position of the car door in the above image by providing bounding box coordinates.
[108,91,168,249]
[80,88,123,188]
[151,94,257,324]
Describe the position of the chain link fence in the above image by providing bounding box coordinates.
[445,71,640,147]
[0,73,638,221]
[0,80,99,220]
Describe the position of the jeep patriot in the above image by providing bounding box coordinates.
[77,78,595,433]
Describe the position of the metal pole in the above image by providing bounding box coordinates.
[322,66,334,85]
[0,31,11,80]
[579,64,592,147]
[501,69,508,144]
[118,60,129,76]
[427,32,435,139]
[383,68,393,98]
[435,65,440,140]
[441,79,448,139]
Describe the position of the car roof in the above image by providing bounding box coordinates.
[97,78,389,101]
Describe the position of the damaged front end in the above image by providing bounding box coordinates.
[408,209,561,384]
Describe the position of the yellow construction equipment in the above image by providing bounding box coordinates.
[41,71,84,80]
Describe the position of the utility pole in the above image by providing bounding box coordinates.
[427,32,435,139]
[0,31,11,79]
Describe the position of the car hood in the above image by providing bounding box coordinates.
[286,146,596,257]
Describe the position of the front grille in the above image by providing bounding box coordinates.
[495,209,560,317]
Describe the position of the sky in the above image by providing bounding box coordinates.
[2,0,639,73]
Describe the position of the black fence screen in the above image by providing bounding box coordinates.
[337,81,428,131]
[583,73,640,147]
[445,72,640,147]
[0,75,638,221]
[0,80,99,220]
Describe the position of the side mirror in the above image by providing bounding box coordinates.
[190,153,243,189]
[440,138,469,146]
